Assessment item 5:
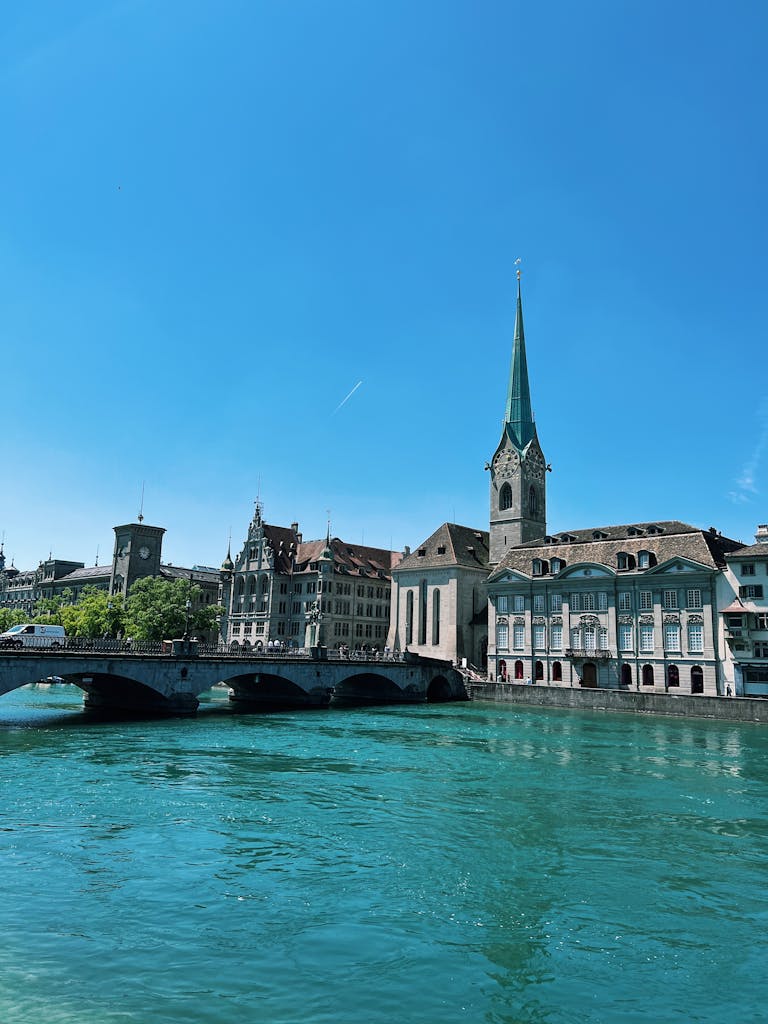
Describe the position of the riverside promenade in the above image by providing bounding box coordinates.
[467,680,768,723]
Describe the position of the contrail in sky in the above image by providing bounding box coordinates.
[333,380,363,414]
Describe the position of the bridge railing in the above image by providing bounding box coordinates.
[0,637,408,662]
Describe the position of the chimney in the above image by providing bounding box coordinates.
[755,524,768,544]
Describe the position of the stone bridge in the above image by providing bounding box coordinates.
[0,646,468,715]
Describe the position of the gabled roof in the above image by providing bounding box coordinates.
[724,543,768,560]
[395,523,490,572]
[294,537,402,578]
[56,565,111,583]
[495,521,743,575]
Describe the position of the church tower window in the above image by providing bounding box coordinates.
[499,483,512,511]
[529,486,538,518]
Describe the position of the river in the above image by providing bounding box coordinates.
[1,684,766,1024]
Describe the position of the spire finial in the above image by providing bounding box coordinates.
[138,481,145,523]
[514,256,522,283]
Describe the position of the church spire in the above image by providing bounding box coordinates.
[503,269,535,450]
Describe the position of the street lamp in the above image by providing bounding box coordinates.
[183,572,193,640]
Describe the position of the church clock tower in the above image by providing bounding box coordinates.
[488,269,547,566]
[109,520,166,597]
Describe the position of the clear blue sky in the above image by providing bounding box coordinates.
[2,1,766,572]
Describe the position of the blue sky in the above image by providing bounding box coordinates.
[2,1,766,572]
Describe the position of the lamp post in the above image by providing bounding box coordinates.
[183,572,193,640]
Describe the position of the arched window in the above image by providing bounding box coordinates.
[552,661,562,682]
[667,664,680,688]
[405,590,414,645]
[499,483,512,511]
[514,659,524,680]
[691,665,704,694]
[432,589,440,645]
[529,486,538,517]
[535,660,544,681]
[248,576,256,595]
[621,663,632,687]
[642,664,654,687]
[496,620,508,650]
[498,659,507,682]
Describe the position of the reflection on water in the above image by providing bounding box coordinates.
[0,685,766,1024]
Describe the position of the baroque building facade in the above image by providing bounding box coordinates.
[219,503,401,650]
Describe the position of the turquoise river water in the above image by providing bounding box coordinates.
[1,684,766,1024]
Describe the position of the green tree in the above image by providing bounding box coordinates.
[0,608,27,632]
[124,577,221,642]
[60,588,126,639]
[32,595,65,624]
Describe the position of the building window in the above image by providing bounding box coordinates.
[755,642,768,658]
[686,589,702,609]
[535,660,544,681]
[432,589,440,645]
[642,664,654,687]
[405,591,413,646]
[640,624,654,652]
[513,595,524,613]
[687,623,704,653]
[664,623,681,652]
[691,666,704,693]
[513,624,525,650]
[579,593,595,611]
[757,613,768,630]
[532,559,544,576]
[617,552,634,570]
[640,591,653,611]
[496,622,509,650]
[552,661,562,681]
[618,592,632,611]
[533,624,546,649]
[599,627,609,650]
[551,558,563,574]
[667,665,680,688]
[638,550,651,569]
[529,486,538,517]
[499,483,512,511]
[550,624,562,650]
[570,627,581,649]
[514,660,524,680]
[533,594,545,613]
[550,593,562,611]
[663,590,678,610]
[598,591,608,611]
[419,580,428,645]
[741,563,756,576]
[618,624,633,651]
[583,625,596,650]
[739,585,764,599]
[621,664,632,686]
[497,595,509,613]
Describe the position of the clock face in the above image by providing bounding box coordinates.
[138,545,151,560]
[493,448,520,479]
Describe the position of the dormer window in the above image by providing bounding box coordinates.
[437,545,446,555]
[617,551,635,571]
[627,527,644,537]
[646,525,663,535]
[417,549,426,557]
[638,550,655,569]
[592,530,607,540]
[551,557,565,574]
[532,558,548,576]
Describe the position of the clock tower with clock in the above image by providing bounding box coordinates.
[487,270,548,566]
[109,521,166,597]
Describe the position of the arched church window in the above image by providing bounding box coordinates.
[529,486,538,517]
[499,483,512,511]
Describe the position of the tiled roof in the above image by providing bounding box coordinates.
[495,521,743,575]
[295,537,403,579]
[396,523,490,572]
[57,565,111,582]
[724,543,768,559]
[161,565,220,584]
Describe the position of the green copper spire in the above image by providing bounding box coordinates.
[503,270,535,450]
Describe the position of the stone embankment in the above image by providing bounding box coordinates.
[467,682,768,724]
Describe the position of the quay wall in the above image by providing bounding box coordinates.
[467,682,768,724]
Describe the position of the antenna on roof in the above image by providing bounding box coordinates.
[138,481,145,523]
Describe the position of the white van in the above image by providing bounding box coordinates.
[0,624,66,649]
